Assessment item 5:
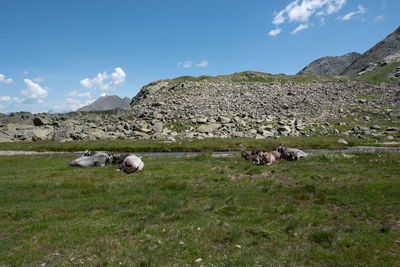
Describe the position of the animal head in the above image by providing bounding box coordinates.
[84,150,99,156]
[106,154,113,164]
[120,159,139,173]
[277,144,286,153]
[112,154,129,165]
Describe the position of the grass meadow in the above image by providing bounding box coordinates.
[0,152,399,266]
[0,136,393,153]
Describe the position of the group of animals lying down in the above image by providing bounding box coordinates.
[69,151,144,173]
[69,146,307,173]
[242,145,308,165]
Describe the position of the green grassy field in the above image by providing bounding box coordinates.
[0,152,399,265]
[167,63,400,86]
[0,136,396,153]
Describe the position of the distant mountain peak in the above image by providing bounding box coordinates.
[297,52,360,76]
[341,25,400,76]
[77,95,131,112]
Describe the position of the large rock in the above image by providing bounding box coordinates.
[198,123,221,133]
[261,130,275,137]
[33,117,51,126]
[152,122,164,133]
[277,126,291,135]
[31,126,54,141]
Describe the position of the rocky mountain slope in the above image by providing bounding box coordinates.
[297,52,360,76]
[77,95,131,112]
[1,69,400,144]
[342,26,400,76]
[1,72,399,143]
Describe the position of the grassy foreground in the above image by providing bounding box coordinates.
[0,152,399,265]
[0,136,395,153]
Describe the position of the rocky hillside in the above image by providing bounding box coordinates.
[297,52,360,76]
[77,95,131,112]
[342,26,400,76]
[1,72,399,143]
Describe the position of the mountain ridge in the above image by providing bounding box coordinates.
[342,26,400,76]
[297,52,360,76]
[297,26,400,78]
[77,95,131,112]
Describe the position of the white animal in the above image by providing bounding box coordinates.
[277,146,308,158]
[69,152,110,167]
[119,154,144,173]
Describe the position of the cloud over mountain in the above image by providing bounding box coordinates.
[269,0,347,36]
[80,67,126,91]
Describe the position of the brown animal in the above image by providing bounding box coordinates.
[242,150,276,165]
[270,150,281,160]
[281,151,298,161]
[258,151,276,165]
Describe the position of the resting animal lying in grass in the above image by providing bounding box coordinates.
[119,154,144,173]
[277,145,308,158]
[280,151,298,161]
[69,152,111,167]
[242,150,277,165]
[84,151,130,165]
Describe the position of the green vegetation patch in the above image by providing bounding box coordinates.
[351,62,400,85]
[168,67,400,86]
[0,152,399,265]
[0,136,393,153]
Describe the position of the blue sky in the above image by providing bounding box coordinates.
[0,0,398,113]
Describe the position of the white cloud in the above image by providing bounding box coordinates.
[33,77,44,83]
[374,15,384,22]
[18,79,49,104]
[291,24,310,34]
[0,104,5,109]
[0,96,12,101]
[339,4,366,21]
[177,61,192,69]
[67,90,92,98]
[325,0,346,15]
[0,74,13,85]
[272,10,286,25]
[100,93,107,97]
[269,28,282,36]
[80,67,126,91]
[270,0,346,35]
[196,60,209,67]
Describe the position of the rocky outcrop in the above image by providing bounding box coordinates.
[0,72,399,143]
[342,26,400,76]
[77,95,131,112]
[297,52,360,76]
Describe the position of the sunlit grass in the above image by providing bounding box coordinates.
[0,136,396,153]
[0,152,399,265]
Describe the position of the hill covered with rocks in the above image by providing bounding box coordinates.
[1,71,399,143]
